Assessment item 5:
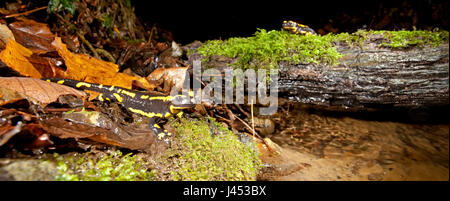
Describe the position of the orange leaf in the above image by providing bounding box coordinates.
[51,37,150,89]
[0,39,42,78]
[0,34,153,91]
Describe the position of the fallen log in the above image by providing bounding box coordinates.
[277,43,449,110]
[187,34,449,111]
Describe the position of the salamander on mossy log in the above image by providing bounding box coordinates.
[282,20,316,35]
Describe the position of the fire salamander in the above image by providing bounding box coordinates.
[282,20,316,35]
[44,78,193,144]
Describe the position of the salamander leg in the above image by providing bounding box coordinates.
[148,118,172,144]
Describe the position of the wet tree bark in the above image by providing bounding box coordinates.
[188,42,449,111]
[277,43,449,110]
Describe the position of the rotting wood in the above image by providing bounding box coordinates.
[188,42,449,110]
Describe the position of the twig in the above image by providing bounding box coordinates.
[147,24,156,46]
[54,13,100,59]
[234,103,250,117]
[234,114,262,139]
[77,32,100,59]
[5,6,47,18]
[215,115,231,123]
[96,48,116,63]
[43,107,82,113]
[251,99,255,138]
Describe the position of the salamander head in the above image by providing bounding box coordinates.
[170,92,195,109]
[282,20,298,32]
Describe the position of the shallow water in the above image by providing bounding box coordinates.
[263,105,449,181]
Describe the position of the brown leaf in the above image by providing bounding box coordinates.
[0,122,21,146]
[41,116,166,153]
[147,66,189,93]
[0,23,15,50]
[0,77,86,107]
[8,19,57,54]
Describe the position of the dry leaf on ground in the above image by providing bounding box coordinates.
[0,77,86,107]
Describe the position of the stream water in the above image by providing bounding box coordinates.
[260,104,449,181]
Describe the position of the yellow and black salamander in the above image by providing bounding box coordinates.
[282,20,316,35]
[44,78,193,144]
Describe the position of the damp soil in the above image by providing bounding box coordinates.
[258,104,448,181]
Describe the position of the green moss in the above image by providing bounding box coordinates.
[370,30,449,48]
[194,29,449,69]
[165,117,261,181]
[53,150,156,181]
[196,28,343,69]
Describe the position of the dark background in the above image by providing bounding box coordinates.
[133,0,449,44]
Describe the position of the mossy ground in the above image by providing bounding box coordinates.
[193,29,449,70]
[48,117,261,181]
[53,150,156,181]
[162,117,261,181]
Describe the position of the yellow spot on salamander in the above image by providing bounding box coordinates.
[109,85,115,91]
[165,112,172,118]
[106,97,110,101]
[99,84,103,89]
[177,111,183,118]
[149,96,173,101]
[121,90,136,98]
[128,107,163,118]
[57,80,65,84]
[153,124,161,128]
[117,89,122,93]
[76,82,91,88]
[46,79,51,82]
[158,133,165,140]
[171,105,191,110]
[113,93,122,102]
[141,95,149,99]
[98,93,104,101]
[169,105,177,114]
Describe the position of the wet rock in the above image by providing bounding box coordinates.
[0,159,58,181]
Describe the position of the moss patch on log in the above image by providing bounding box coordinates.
[371,30,449,48]
[194,29,343,69]
[192,29,449,70]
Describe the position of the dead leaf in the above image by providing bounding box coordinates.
[0,37,153,93]
[0,104,52,149]
[0,23,15,50]
[0,122,22,146]
[147,66,189,93]
[1,20,154,96]
[41,114,166,153]
[0,77,86,107]
[8,19,57,54]
[0,39,42,78]
[51,37,153,90]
